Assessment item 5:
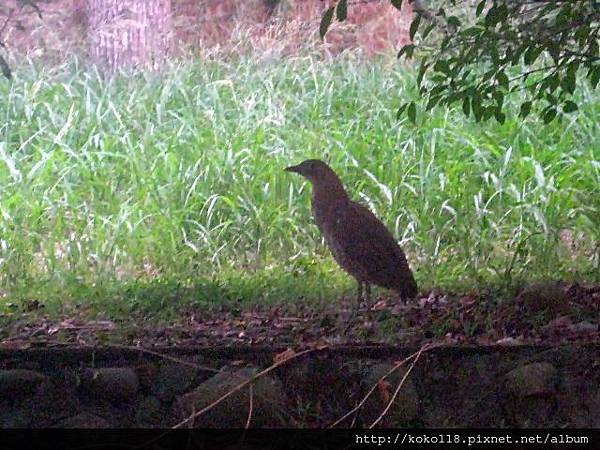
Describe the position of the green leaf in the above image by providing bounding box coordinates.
[483,68,496,82]
[489,45,500,65]
[549,74,560,93]
[541,73,560,94]
[484,5,497,28]
[319,6,335,40]
[417,60,429,87]
[555,4,572,27]
[0,54,11,80]
[561,75,576,95]
[475,0,486,17]
[462,97,471,117]
[503,46,514,64]
[543,107,557,124]
[496,4,509,23]
[407,102,417,124]
[433,60,451,75]
[563,100,578,113]
[496,71,509,90]
[461,69,472,82]
[462,26,482,37]
[396,102,408,119]
[429,85,447,97]
[589,40,599,58]
[493,90,504,108]
[422,22,436,40]
[494,109,506,124]
[390,0,403,11]
[425,95,441,110]
[524,46,543,65]
[410,15,421,41]
[485,3,508,28]
[397,44,415,60]
[519,101,532,118]
[483,106,495,121]
[511,45,525,65]
[590,67,600,89]
[447,16,461,29]
[440,36,451,51]
[561,65,577,94]
[336,0,347,22]
[547,41,560,62]
[575,23,591,46]
[472,94,483,122]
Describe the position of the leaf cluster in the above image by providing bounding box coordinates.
[321,0,600,123]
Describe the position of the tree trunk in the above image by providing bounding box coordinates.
[87,0,171,71]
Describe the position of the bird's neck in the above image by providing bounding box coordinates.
[311,177,349,218]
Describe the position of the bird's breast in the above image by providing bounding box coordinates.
[312,203,345,236]
[311,205,363,277]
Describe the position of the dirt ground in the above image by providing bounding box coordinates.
[0,282,598,429]
[1,282,598,350]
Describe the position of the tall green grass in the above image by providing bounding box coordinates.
[1,55,599,317]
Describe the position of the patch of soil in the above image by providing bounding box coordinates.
[1,282,598,349]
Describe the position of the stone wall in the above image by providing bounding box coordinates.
[0,344,598,428]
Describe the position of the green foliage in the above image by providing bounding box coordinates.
[324,0,600,123]
[320,6,335,40]
[391,0,404,12]
[0,55,10,79]
[336,0,347,22]
[1,57,599,318]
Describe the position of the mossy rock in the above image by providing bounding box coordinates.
[135,396,163,426]
[80,367,139,402]
[504,362,558,398]
[0,369,47,398]
[152,362,201,402]
[176,366,287,428]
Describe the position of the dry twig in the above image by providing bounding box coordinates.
[368,342,432,428]
[245,384,254,429]
[172,346,325,429]
[328,342,439,428]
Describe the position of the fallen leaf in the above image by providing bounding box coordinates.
[377,379,392,404]
[459,294,478,308]
[496,336,521,346]
[274,348,296,365]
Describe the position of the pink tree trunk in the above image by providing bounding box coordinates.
[87,0,172,71]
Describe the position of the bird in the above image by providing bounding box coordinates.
[285,159,418,318]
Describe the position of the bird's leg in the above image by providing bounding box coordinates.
[344,281,363,334]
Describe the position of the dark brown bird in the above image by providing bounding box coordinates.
[285,159,418,313]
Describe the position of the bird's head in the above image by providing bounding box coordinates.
[284,159,338,184]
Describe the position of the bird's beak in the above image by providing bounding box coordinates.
[285,164,301,174]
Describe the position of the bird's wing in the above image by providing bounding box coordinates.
[333,202,413,285]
